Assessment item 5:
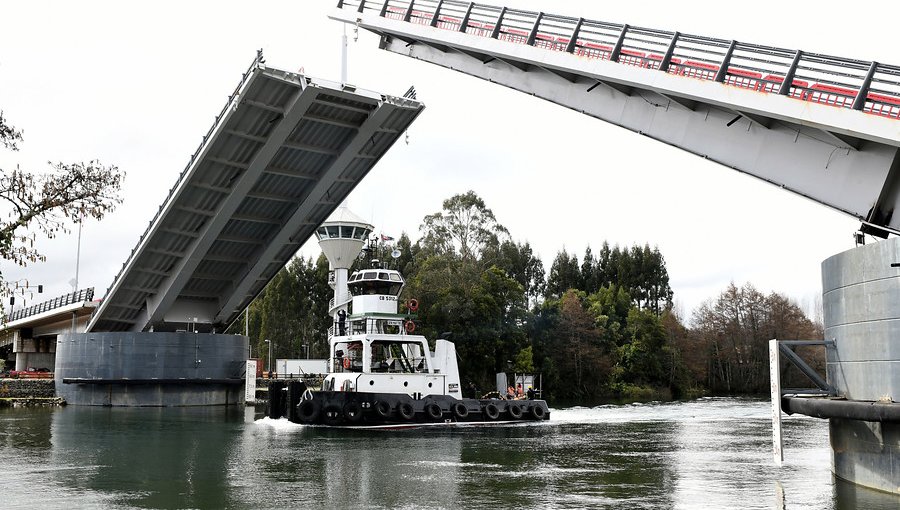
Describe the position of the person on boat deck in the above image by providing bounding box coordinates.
[506,385,516,399]
[516,383,524,399]
[337,309,347,336]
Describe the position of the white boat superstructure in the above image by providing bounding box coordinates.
[266,206,549,426]
[323,268,462,399]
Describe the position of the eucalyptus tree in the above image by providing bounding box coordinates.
[419,190,508,264]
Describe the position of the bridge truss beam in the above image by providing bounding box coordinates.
[333,1,900,236]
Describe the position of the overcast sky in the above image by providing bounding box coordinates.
[1,0,896,324]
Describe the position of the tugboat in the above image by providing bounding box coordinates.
[266,206,550,427]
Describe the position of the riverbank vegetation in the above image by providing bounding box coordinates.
[232,191,823,402]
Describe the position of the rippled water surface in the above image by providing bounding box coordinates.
[0,397,896,509]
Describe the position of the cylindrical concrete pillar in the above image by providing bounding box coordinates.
[822,238,900,494]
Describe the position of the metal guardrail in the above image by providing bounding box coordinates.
[100,51,268,303]
[6,288,95,323]
[339,0,900,118]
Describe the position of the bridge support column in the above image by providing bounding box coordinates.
[55,332,248,406]
[823,238,900,494]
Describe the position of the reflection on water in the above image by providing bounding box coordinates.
[0,398,897,509]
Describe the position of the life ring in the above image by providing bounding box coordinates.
[425,402,443,421]
[322,404,343,425]
[407,298,419,312]
[297,399,321,423]
[530,404,546,420]
[508,403,523,419]
[343,401,362,422]
[452,402,469,420]
[483,402,500,420]
[374,400,392,418]
[398,402,415,420]
[404,320,416,334]
[343,357,351,369]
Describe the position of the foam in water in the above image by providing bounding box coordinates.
[255,416,304,431]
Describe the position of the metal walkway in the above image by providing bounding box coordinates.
[88,54,424,333]
[333,0,900,236]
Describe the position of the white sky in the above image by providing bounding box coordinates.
[1,0,896,324]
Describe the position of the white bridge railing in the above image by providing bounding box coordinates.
[339,0,900,119]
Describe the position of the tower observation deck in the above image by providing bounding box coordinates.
[333,0,900,237]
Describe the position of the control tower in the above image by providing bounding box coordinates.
[315,206,374,319]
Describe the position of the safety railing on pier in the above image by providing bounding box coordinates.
[339,0,900,119]
[6,288,95,323]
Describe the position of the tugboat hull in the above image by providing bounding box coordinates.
[267,380,550,426]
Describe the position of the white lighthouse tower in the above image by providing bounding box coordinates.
[314,206,374,318]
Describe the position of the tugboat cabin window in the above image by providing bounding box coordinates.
[369,340,428,374]
[349,271,403,296]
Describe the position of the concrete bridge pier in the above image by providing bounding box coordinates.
[823,238,900,493]
[55,332,247,406]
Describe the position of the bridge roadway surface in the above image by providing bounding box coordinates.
[333,0,900,237]
[87,55,424,333]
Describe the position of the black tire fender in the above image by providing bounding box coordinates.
[398,402,415,420]
[425,402,443,421]
[374,400,391,418]
[483,402,500,420]
[452,402,469,420]
[343,401,362,422]
[530,404,546,420]
[323,404,343,425]
[508,403,523,419]
[297,399,321,423]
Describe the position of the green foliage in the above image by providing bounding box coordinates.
[228,255,331,369]
[241,191,820,404]
[419,190,508,263]
[496,240,545,308]
[545,243,673,316]
[513,345,534,373]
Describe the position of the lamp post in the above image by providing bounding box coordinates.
[264,339,272,376]
[302,343,309,359]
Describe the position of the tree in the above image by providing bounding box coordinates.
[0,111,124,301]
[547,290,611,399]
[545,249,580,298]
[581,246,598,293]
[419,190,508,263]
[230,255,332,365]
[690,282,819,394]
[496,240,545,308]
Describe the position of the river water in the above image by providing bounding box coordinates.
[0,397,896,509]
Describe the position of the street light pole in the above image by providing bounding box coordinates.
[264,339,272,376]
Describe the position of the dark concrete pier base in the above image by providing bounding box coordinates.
[55,332,247,406]
[823,239,900,494]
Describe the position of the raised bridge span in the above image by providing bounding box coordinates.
[86,55,423,334]
[54,55,423,407]
[333,0,900,237]
[331,0,900,495]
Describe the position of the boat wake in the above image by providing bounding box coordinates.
[549,397,773,424]
[255,416,303,431]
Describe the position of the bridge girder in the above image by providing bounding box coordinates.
[333,6,900,236]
